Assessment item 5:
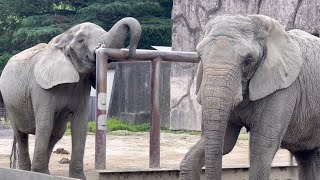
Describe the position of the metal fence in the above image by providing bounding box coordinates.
[95,48,200,169]
[0,108,6,118]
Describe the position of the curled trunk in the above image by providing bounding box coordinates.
[104,17,141,59]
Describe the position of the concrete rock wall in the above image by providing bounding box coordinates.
[170,0,320,130]
[108,62,171,128]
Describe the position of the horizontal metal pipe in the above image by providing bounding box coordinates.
[96,48,200,63]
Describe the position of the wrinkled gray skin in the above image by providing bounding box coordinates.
[0,17,141,179]
[180,14,320,180]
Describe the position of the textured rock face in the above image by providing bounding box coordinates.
[170,0,320,130]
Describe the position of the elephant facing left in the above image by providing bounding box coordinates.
[0,17,141,179]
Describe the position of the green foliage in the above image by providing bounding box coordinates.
[20,15,54,27]
[64,117,149,135]
[0,0,173,73]
[0,117,11,128]
[88,121,96,133]
[12,25,62,51]
[0,53,12,72]
[107,117,149,132]
[140,17,172,49]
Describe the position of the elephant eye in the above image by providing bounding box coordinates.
[78,39,84,43]
[243,54,254,66]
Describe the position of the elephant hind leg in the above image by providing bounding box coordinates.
[293,149,320,180]
[13,127,31,171]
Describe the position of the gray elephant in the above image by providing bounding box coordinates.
[179,14,320,180]
[0,17,141,179]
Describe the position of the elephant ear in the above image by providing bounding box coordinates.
[34,44,80,89]
[248,15,302,101]
[195,60,203,104]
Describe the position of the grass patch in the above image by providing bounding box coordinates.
[107,117,149,132]
[238,133,249,140]
[64,128,71,136]
[64,117,149,135]
[63,117,204,136]
[88,121,96,133]
[161,129,201,135]
[0,118,11,128]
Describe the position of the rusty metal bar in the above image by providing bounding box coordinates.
[99,48,200,63]
[95,48,108,169]
[149,57,162,168]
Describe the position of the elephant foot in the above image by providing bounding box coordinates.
[18,163,31,171]
[69,168,86,180]
[31,167,50,174]
[69,172,86,180]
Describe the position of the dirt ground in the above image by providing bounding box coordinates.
[0,130,294,178]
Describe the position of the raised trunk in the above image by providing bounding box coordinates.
[202,67,240,179]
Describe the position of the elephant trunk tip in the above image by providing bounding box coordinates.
[106,17,141,60]
[127,45,137,60]
[127,18,141,60]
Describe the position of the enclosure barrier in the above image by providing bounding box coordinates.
[95,48,200,169]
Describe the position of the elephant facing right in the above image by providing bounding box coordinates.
[180,14,320,180]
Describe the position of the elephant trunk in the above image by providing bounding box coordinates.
[104,17,141,59]
[202,63,241,179]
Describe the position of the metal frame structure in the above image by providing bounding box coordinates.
[95,48,200,169]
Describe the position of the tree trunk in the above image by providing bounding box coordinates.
[170,0,320,131]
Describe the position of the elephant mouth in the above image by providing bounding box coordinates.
[84,55,96,70]
[91,43,103,64]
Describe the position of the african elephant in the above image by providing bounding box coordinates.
[0,17,141,179]
[179,14,320,180]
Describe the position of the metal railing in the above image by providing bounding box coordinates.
[95,48,200,169]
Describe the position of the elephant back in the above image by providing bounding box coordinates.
[8,43,47,64]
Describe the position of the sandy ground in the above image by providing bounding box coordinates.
[0,129,294,178]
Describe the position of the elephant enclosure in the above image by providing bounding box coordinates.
[0,130,293,178]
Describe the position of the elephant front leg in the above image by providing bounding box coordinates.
[249,92,295,180]
[32,112,54,173]
[249,117,291,179]
[179,137,205,180]
[69,111,88,179]
[249,130,279,179]
[179,122,242,180]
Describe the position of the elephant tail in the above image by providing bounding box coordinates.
[10,135,17,168]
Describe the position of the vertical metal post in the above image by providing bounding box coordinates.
[149,57,161,168]
[95,48,108,169]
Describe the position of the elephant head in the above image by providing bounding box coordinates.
[34,17,141,89]
[196,15,302,179]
